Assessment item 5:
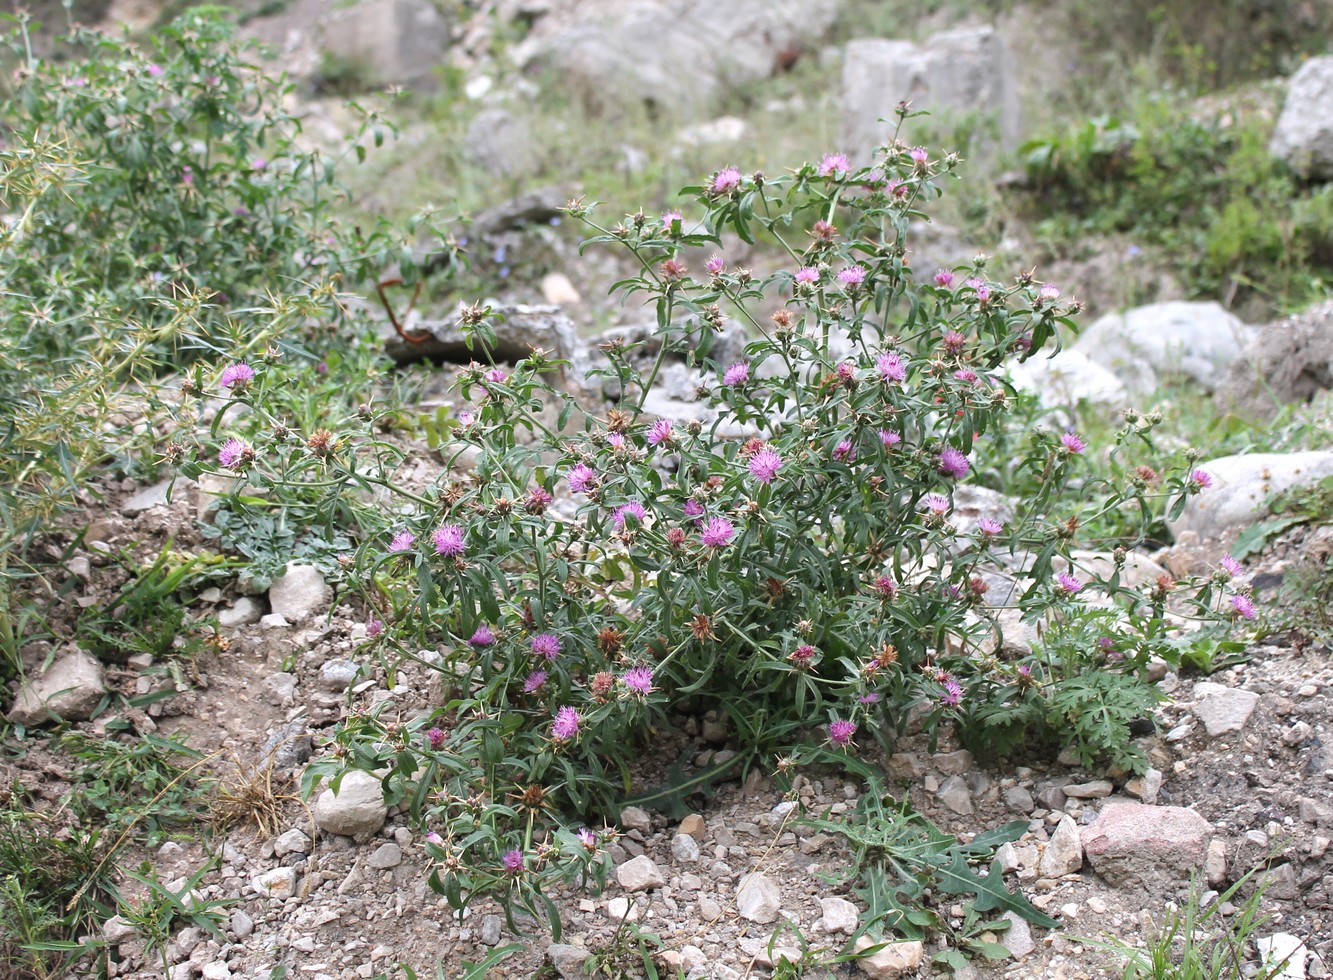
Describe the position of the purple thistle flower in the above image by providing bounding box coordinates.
[871,574,897,598]
[577,827,598,850]
[567,463,597,495]
[836,361,855,382]
[1190,468,1213,490]
[526,486,554,513]
[388,531,416,554]
[700,516,735,548]
[551,706,581,740]
[723,361,750,386]
[502,848,524,873]
[424,831,444,846]
[426,727,446,750]
[877,352,907,382]
[523,669,548,693]
[794,266,820,285]
[530,633,562,660]
[470,625,496,647]
[933,269,955,288]
[607,432,626,450]
[953,368,978,383]
[833,439,855,462]
[857,692,880,704]
[146,63,163,76]
[683,498,705,523]
[457,410,475,426]
[909,146,928,165]
[828,718,857,748]
[706,253,725,275]
[748,448,783,484]
[613,500,647,528]
[622,665,654,695]
[1061,431,1086,455]
[661,210,683,230]
[837,265,866,288]
[711,166,741,194]
[940,679,963,707]
[818,152,850,176]
[938,447,970,479]
[217,437,253,471]
[1231,594,1257,620]
[977,517,1004,536]
[366,618,384,638]
[922,493,950,516]
[1056,572,1083,595]
[1039,283,1060,301]
[484,367,508,385]
[433,524,466,556]
[1219,555,1242,578]
[219,362,255,391]
[648,418,674,447]
[964,277,991,302]
[880,429,902,448]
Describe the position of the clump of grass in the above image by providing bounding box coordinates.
[211,756,303,839]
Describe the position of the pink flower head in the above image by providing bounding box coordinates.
[748,448,783,484]
[705,254,725,275]
[567,463,598,494]
[836,361,855,382]
[526,486,554,513]
[953,368,978,383]
[922,493,950,517]
[977,517,1004,536]
[551,706,581,741]
[648,418,674,447]
[146,63,163,76]
[622,665,654,695]
[217,437,254,471]
[965,277,991,303]
[483,367,508,385]
[877,352,907,382]
[858,692,880,704]
[837,265,866,288]
[1056,572,1083,595]
[530,633,562,660]
[683,498,705,523]
[933,269,955,288]
[942,330,966,354]
[577,827,598,850]
[872,574,897,599]
[433,524,466,556]
[909,146,928,165]
[700,516,735,548]
[818,152,850,176]
[366,618,384,638]
[457,410,476,426]
[1039,283,1060,301]
[1231,594,1257,620]
[1190,469,1213,490]
[426,727,446,750]
[833,439,855,462]
[502,848,524,873]
[1219,555,1242,578]
[789,644,816,667]
[938,447,969,479]
[470,625,495,647]
[828,718,857,748]
[940,679,963,707]
[879,429,902,448]
[711,166,742,194]
[425,831,444,846]
[794,266,820,286]
[523,669,548,693]
[1061,431,1086,455]
[661,210,683,230]
[219,362,255,391]
[613,500,647,528]
[388,531,416,554]
[723,361,750,386]
[607,432,626,450]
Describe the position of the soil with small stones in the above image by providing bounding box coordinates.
[6,376,1333,980]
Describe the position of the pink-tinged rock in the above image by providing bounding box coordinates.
[1080,801,1213,889]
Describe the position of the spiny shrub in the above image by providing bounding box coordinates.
[181,115,1258,936]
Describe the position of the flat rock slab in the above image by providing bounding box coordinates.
[1080,801,1213,890]
[853,937,926,979]
[314,770,388,837]
[1192,681,1261,736]
[7,648,105,725]
[1167,450,1333,540]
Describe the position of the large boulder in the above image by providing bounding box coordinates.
[516,0,843,119]
[313,770,388,837]
[1080,801,1213,891]
[322,0,451,90]
[7,648,106,725]
[1167,450,1333,540]
[385,304,581,368]
[1221,299,1333,420]
[1071,301,1252,395]
[1006,348,1129,410]
[841,27,1021,168]
[1270,55,1333,178]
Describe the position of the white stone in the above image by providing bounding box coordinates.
[1271,56,1333,178]
[201,963,232,980]
[217,597,264,628]
[367,843,402,869]
[1039,814,1083,877]
[1007,348,1129,410]
[273,828,312,856]
[540,272,582,308]
[7,648,105,725]
[1256,933,1310,980]
[318,660,360,692]
[615,854,665,892]
[102,914,137,943]
[853,937,926,979]
[267,563,330,622]
[1000,910,1035,958]
[735,872,781,923]
[251,866,296,901]
[619,805,652,833]
[1168,450,1333,540]
[670,833,700,864]
[819,895,860,934]
[122,478,174,513]
[1192,682,1261,737]
[313,770,388,837]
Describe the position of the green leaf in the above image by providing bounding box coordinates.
[1232,515,1305,559]
[934,855,1059,929]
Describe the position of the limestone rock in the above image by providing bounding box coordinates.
[1192,681,1261,736]
[736,872,781,923]
[616,854,665,892]
[251,866,296,901]
[678,813,707,839]
[7,648,105,725]
[1080,801,1213,889]
[546,943,591,979]
[367,843,402,869]
[384,304,581,370]
[267,563,330,622]
[313,770,388,837]
[322,0,450,90]
[1000,910,1035,959]
[1222,299,1333,419]
[819,895,860,934]
[217,597,264,628]
[619,805,652,834]
[273,828,311,856]
[318,659,360,692]
[938,775,973,815]
[122,478,174,513]
[1255,932,1310,980]
[1039,814,1083,877]
[853,937,926,979]
[842,27,1020,168]
[1167,451,1333,540]
[1271,56,1333,178]
[1007,348,1129,410]
[670,833,700,864]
